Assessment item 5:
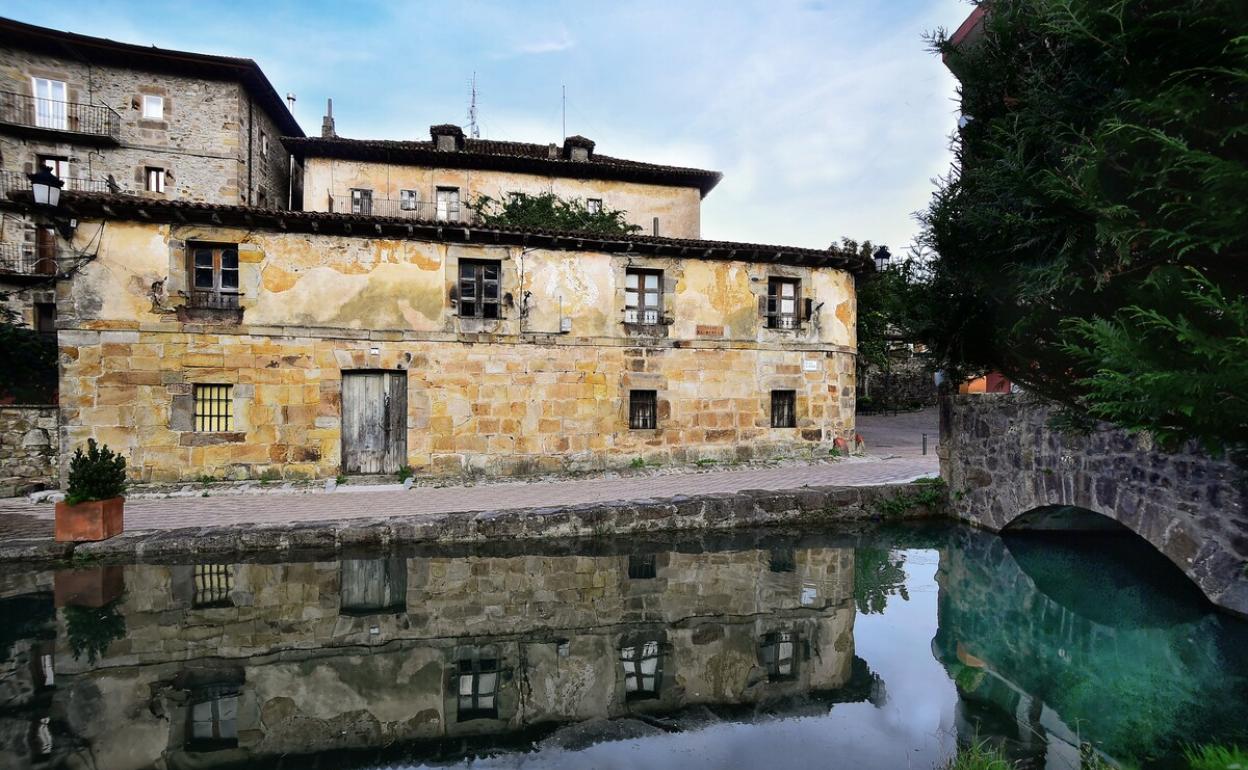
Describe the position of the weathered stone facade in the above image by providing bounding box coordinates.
[0,405,57,496]
[940,393,1248,615]
[0,543,861,767]
[55,215,860,483]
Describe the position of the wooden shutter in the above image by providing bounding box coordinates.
[802,297,814,322]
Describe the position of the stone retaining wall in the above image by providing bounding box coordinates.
[0,405,57,497]
[940,393,1248,615]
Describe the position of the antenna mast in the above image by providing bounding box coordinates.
[467,72,480,139]
[561,84,566,140]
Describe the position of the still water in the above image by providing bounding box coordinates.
[2,523,1246,769]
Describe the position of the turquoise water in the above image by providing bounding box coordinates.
[0,522,1245,769]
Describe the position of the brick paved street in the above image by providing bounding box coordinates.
[0,456,936,543]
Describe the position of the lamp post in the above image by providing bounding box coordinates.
[873,245,892,272]
[27,167,64,209]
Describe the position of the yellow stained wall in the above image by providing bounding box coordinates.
[57,220,857,482]
[302,156,704,239]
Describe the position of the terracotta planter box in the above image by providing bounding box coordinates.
[54,565,125,608]
[54,497,124,542]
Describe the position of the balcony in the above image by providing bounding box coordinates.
[0,241,62,279]
[327,192,477,223]
[0,171,118,199]
[0,91,121,145]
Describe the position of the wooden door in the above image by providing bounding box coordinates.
[341,371,406,474]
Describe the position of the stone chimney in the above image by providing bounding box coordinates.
[562,135,595,162]
[321,98,336,139]
[430,124,466,151]
[547,143,559,159]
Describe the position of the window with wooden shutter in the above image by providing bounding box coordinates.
[625,269,662,324]
[458,259,501,319]
[189,243,240,309]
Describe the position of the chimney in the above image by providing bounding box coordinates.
[547,143,559,159]
[562,135,595,162]
[321,98,336,139]
[430,124,466,151]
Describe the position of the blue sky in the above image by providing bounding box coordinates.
[4,0,968,250]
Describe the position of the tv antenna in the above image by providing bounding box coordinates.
[467,73,480,139]
[561,84,566,140]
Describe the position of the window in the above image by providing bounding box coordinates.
[628,554,657,579]
[31,77,67,130]
[194,384,233,432]
[436,186,460,222]
[145,167,166,193]
[620,638,662,700]
[193,564,233,608]
[769,548,796,573]
[505,190,525,204]
[458,259,501,319]
[771,390,796,428]
[629,390,657,430]
[624,269,662,324]
[33,302,55,335]
[142,94,163,120]
[38,155,69,180]
[190,243,240,308]
[456,657,500,721]
[766,277,800,329]
[587,198,603,214]
[400,189,419,211]
[259,130,268,157]
[187,687,239,750]
[350,188,372,215]
[759,631,798,681]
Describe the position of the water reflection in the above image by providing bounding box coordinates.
[0,524,1245,769]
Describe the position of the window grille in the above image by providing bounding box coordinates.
[350,188,372,215]
[771,390,796,429]
[769,548,796,573]
[187,686,239,749]
[620,638,662,700]
[456,657,500,721]
[760,631,798,681]
[625,269,662,324]
[629,390,658,430]
[767,277,799,329]
[193,563,233,607]
[458,260,501,319]
[194,385,233,432]
[189,244,240,308]
[628,554,657,579]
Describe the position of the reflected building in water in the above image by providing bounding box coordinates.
[0,543,880,769]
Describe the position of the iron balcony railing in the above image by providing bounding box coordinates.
[0,170,118,198]
[187,290,241,310]
[0,91,121,142]
[0,241,61,276]
[328,192,478,223]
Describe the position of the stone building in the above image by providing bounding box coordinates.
[0,16,303,330]
[47,192,867,482]
[0,544,869,767]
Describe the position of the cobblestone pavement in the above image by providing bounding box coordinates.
[0,456,937,541]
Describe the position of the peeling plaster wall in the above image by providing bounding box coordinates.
[302,157,703,238]
[58,219,857,482]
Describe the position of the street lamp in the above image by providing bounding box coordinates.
[27,167,64,208]
[873,246,892,272]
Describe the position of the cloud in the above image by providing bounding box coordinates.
[508,29,575,56]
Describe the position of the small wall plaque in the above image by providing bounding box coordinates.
[695,325,723,337]
[803,359,819,372]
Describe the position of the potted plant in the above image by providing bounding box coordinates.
[55,439,127,542]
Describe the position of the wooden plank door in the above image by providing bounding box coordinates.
[341,371,406,475]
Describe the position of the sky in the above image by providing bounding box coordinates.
[4,0,968,251]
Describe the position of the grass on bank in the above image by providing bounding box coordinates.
[942,742,1247,770]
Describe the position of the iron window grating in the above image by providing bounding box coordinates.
[771,390,797,428]
[456,657,500,721]
[193,563,234,607]
[629,390,658,429]
[194,384,234,432]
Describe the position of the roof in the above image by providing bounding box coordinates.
[0,16,303,137]
[285,135,724,197]
[17,192,870,274]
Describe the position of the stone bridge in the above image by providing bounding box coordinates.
[940,394,1248,616]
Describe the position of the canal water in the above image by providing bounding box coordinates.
[2,522,1246,769]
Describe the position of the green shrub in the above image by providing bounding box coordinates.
[258,468,281,482]
[64,598,126,663]
[1185,744,1248,770]
[629,457,647,469]
[335,473,348,486]
[940,741,1016,770]
[396,464,414,481]
[65,439,127,505]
